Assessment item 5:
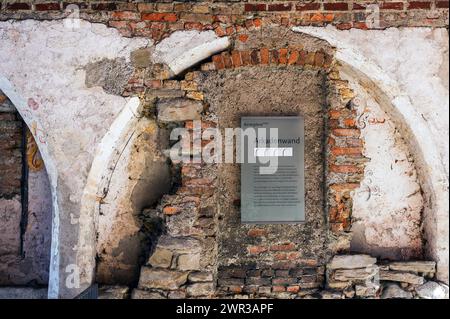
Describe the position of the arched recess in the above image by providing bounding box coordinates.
[293,26,449,283]
[0,76,59,291]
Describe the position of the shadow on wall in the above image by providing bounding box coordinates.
[95,117,172,285]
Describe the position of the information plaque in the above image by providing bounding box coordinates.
[241,116,305,223]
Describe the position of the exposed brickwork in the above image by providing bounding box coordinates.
[0,92,23,199]
[127,24,367,297]
[0,1,448,41]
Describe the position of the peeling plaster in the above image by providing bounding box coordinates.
[152,30,230,76]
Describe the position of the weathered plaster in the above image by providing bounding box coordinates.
[349,79,423,260]
[0,19,150,297]
[152,30,230,76]
[96,118,171,285]
[294,26,449,283]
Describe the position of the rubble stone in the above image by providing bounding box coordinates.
[388,261,436,274]
[178,253,201,271]
[328,255,377,270]
[187,283,214,297]
[98,285,130,299]
[148,248,173,268]
[381,284,413,299]
[138,267,189,290]
[131,289,166,299]
[380,270,425,285]
[415,281,449,299]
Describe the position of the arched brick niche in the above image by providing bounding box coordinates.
[132,25,447,298]
[132,28,369,298]
[0,90,52,293]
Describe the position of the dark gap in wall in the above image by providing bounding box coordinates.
[19,120,29,257]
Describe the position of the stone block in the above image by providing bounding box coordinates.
[157,98,203,122]
[177,253,201,271]
[188,271,213,283]
[333,266,378,282]
[328,254,376,270]
[387,261,436,274]
[131,289,166,299]
[148,248,173,268]
[380,270,425,285]
[157,235,201,254]
[381,283,413,299]
[415,281,449,299]
[186,283,214,297]
[138,267,188,290]
[98,285,130,299]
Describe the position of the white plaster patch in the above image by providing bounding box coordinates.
[152,30,230,76]
[293,26,449,283]
[350,80,423,258]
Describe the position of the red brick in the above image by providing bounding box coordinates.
[231,50,242,67]
[380,2,404,10]
[212,55,225,70]
[244,3,267,12]
[332,128,360,137]
[270,50,279,64]
[272,286,286,292]
[275,253,288,260]
[253,18,262,28]
[238,34,249,42]
[343,118,356,127]
[329,164,363,174]
[296,3,321,11]
[225,26,235,35]
[109,21,129,29]
[184,22,204,31]
[215,26,227,37]
[268,3,292,11]
[408,1,432,9]
[6,3,30,10]
[311,12,335,22]
[248,228,267,237]
[436,1,449,8]
[323,2,349,11]
[297,50,307,65]
[142,13,178,22]
[163,206,181,215]
[241,51,252,66]
[248,245,268,255]
[260,48,270,65]
[112,11,140,20]
[330,183,360,192]
[222,52,232,69]
[35,3,60,11]
[330,147,363,156]
[288,50,299,65]
[287,285,300,293]
[270,242,296,251]
[279,48,288,65]
[91,3,117,11]
[352,3,367,10]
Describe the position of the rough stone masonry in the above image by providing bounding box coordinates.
[0,1,448,299]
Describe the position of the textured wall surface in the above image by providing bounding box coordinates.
[0,0,448,299]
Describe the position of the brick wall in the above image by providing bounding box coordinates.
[130,24,368,297]
[0,91,23,199]
[0,1,448,42]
